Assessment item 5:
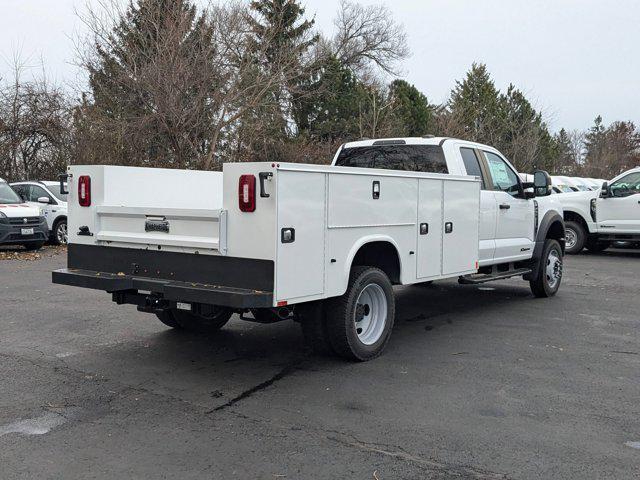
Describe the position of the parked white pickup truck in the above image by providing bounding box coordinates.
[53,137,565,360]
[558,167,640,253]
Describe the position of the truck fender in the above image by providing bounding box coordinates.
[524,211,565,281]
[341,235,403,294]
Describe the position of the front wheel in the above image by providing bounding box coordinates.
[325,266,395,361]
[52,219,68,245]
[564,220,586,254]
[529,239,563,298]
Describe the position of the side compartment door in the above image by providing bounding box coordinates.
[596,171,640,233]
[442,180,480,275]
[483,151,535,261]
[276,170,326,303]
[416,178,443,279]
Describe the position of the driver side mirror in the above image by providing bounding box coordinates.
[533,170,552,197]
[600,182,610,198]
[37,196,51,204]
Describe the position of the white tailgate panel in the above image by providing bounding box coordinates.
[442,181,480,275]
[416,179,443,279]
[328,174,416,227]
[276,171,326,302]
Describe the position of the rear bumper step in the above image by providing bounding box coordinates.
[52,268,273,308]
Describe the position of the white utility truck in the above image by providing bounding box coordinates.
[53,137,565,361]
[558,167,640,253]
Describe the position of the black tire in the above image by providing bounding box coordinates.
[530,239,563,298]
[156,307,232,333]
[155,310,183,329]
[325,266,395,361]
[52,218,68,245]
[585,238,610,253]
[298,301,334,356]
[564,220,586,254]
[23,241,45,251]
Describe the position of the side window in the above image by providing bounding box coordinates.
[12,185,26,200]
[460,147,486,189]
[335,145,448,174]
[610,172,640,197]
[484,152,521,197]
[28,185,53,203]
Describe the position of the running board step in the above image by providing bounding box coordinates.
[458,268,532,284]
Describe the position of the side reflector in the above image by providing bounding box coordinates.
[238,174,256,212]
[277,300,288,307]
[78,175,91,207]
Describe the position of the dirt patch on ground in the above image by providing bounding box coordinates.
[0,244,66,261]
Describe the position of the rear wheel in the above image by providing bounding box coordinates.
[155,307,232,333]
[325,266,395,361]
[564,220,586,254]
[529,239,563,298]
[585,238,610,253]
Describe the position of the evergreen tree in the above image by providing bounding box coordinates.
[448,63,502,143]
[83,0,213,167]
[293,55,367,141]
[387,80,435,137]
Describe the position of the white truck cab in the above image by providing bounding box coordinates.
[11,181,69,245]
[0,178,49,250]
[558,167,640,253]
[52,137,565,361]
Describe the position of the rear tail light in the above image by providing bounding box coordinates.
[78,175,91,207]
[238,175,256,212]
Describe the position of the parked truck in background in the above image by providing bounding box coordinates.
[558,167,640,253]
[52,137,565,361]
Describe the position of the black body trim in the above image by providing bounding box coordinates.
[52,269,273,308]
[67,244,274,291]
[53,244,275,309]
[524,211,565,281]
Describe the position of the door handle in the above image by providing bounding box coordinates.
[499,203,511,210]
[259,172,273,198]
[445,222,453,234]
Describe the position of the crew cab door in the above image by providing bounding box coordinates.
[482,151,535,262]
[458,147,496,265]
[597,171,640,233]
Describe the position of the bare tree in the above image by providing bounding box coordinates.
[0,57,72,181]
[332,0,409,77]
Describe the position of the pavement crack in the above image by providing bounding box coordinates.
[207,358,304,413]
[327,432,510,479]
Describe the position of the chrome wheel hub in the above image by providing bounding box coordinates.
[354,283,387,345]
[545,248,562,289]
[565,228,577,250]
[57,222,68,245]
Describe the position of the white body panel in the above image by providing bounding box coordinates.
[66,160,480,307]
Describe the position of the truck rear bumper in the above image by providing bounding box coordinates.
[52,244,275,309]
[52,268,273,308]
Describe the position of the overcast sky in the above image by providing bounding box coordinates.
[1,0,638,132]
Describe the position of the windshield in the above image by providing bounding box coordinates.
[0,182,23,204]
[556,184,574,193]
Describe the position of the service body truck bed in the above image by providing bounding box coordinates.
[54,137,565,361]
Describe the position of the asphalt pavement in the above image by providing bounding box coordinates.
[1,246,639,479]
